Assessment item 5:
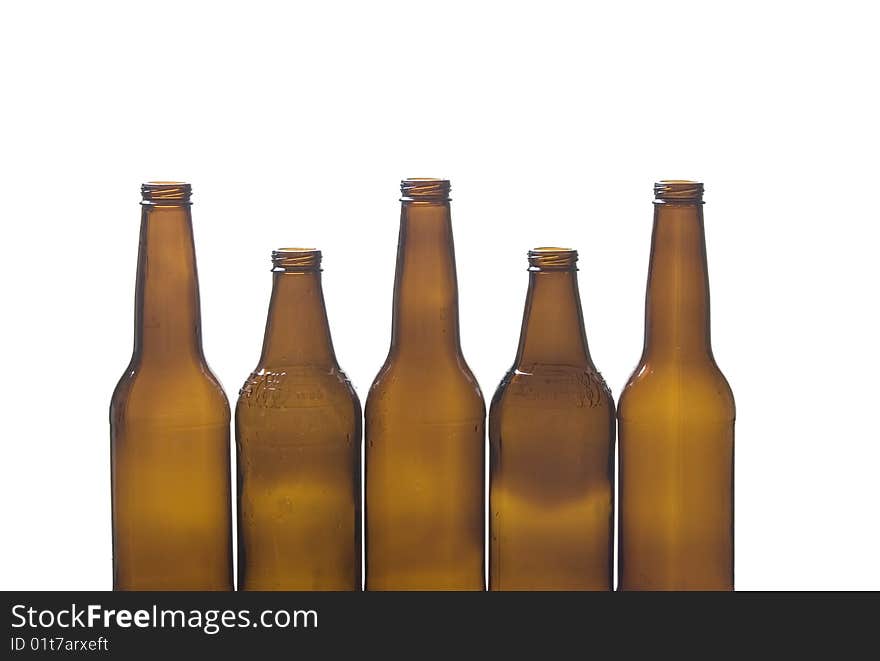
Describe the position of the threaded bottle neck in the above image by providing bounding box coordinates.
[261,248,335,366]
[141,181,192,206]
[644,183,712,363]
[516,247,590,368]
[390,179,460,360]
[654,180,704,204]
[271,248,322,272]
[400,178,451,203]
[528,247,578,272]
[134,182,201,365]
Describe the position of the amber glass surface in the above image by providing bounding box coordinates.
[489,248,614,590]
[110,183,232,590]
[618,181,735,591]
[365,179,486,590]
[236,249,361,590]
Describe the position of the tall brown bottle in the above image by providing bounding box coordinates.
[365,179,485,590]
[110,182,232,590]
[618,181,735,591]
[236,248,361,590]
[489,248,614,590]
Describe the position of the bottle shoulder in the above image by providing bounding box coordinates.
[110,361,230,425]
[619,359,735,421]
[366,357,485,413]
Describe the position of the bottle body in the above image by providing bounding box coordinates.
[365,179,485,590]
[366,361,485,590]
[618,364,733,590]
[236,250,361,590]
[110,183,232,590]
[489,249,614,590]
[618,182,735,591]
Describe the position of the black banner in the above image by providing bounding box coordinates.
[3,591,877,656]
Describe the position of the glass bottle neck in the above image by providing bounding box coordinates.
[515,269,592,369]
[390,200,461,359]
[134,204,203,366]
[259,269,337,367]
[643,201,712,363]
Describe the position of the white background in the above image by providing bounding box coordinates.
[1,0,878,590]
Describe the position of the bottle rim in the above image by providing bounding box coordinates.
[528,247,578,271]
[400,178,451,202]
[141,181,192,206]
[272,248,322,272]
[654,180,704,203]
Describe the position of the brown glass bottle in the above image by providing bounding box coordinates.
[110,182,232,590]
[489,248,614,591]
[236,249,361,590]
[618,181,735,591]
[365,179,485,591]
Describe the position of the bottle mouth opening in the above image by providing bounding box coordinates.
[528,247,578,271]
[400,178,451,202]
[272,248,322,271]
[654,180,704,203]
[141,181,192,206]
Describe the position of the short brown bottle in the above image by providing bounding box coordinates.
[618,181,735,591]
[365,179,486,591]
[489,248,615,590]
[236,249,361,590]
[110,182,233,590]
